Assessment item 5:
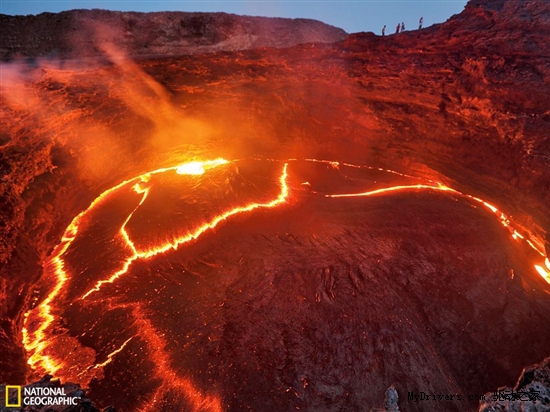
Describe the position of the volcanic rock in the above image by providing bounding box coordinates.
[0,10,347,60]
[478,356,550,411]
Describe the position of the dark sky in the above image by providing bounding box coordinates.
[0,0,468,34]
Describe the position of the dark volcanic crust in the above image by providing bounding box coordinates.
[78,191,550,411]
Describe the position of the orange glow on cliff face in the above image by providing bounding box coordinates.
[21,157,549,411]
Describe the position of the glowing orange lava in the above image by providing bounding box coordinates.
[21,156,549,410]
[535,258,550,284]
[131,305,222,412]
[92,337,133,370]
[325,183,458,198]
[322,165,550,285]
[304,158,431,182]
[176,158,229,175]
[82,162,289,299]
[23,159,290,385]
[535,265,550,284]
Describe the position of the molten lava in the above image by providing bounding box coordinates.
[92,337,133,370]
[22,158,290,403]
[535,258,550,283]
[176,159,230,175]
[21,157,550,411]
[321,164,550,285]
[325,183,458,198]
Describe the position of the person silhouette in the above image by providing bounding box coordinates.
[401,22,405,32]
[382,25,386,36]
[419,17,423,29]
[395,23,400,34]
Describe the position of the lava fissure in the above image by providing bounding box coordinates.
[82,161,289,299]
[21,157,550,411]
[23,159,291,384]
[92,336,134,370]
[131,305,222,412]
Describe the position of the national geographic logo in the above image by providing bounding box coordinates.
[4,386,21,408]
[3,385,81,408]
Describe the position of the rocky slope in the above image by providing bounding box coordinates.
[0,10,347,60]
[1,0,550,411]
[479,356,550,412]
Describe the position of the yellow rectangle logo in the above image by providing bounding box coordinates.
[5,385,21,408]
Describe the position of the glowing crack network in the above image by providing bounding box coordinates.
[22,157,550,411]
